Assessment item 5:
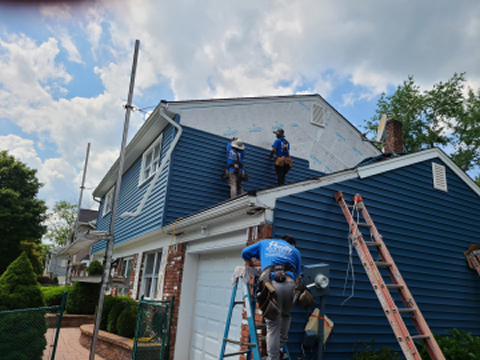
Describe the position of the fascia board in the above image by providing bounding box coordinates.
[93,104,170,198]
[256,169,359,208]
[357,148,480,198]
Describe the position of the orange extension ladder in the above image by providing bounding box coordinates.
[334,191,445,360]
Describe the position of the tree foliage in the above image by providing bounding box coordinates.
[44,200,77,246]
[364,73,480,181]
[20,240,43,275]
[0,151,47,275]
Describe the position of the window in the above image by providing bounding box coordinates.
[141,250,162,299]
[139,134,163,184]
[102,187,114,216]
[118,258,133,296]
[432,162,447,192]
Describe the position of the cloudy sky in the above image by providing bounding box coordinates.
[1,0,480,210]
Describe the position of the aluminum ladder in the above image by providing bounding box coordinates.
[219,276,291,360]
[334,191,445,360]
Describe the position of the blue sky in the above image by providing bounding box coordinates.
[1,0,480,211]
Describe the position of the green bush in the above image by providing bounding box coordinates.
[98,295,118,331]
[117,303,139,338]
[419,329,480,360]
[41,286,72,306]
[87,260,104,276]
[0,252,45,310]
[0,252,47,359]
[37,276,55,284]
[351,339,401,360]
[107,297,137,334]
[65,281,101,314]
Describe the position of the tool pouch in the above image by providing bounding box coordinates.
[298,289,315,310]
[256,280,280,321]
[275,156,285,166]
[273,264,286,283]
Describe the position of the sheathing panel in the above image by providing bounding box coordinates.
[273,158,480,359]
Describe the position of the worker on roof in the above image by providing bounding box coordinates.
[225,137,246,198]
[268,129,293,186]
[241,235,302,360]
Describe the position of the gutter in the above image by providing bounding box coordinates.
[162,195,261,234]
[120,102,183,219]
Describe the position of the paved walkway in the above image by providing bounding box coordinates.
[43,327,106,360]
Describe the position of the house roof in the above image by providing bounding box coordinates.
[161,147,480,230]
[78,208,98,223]
[93,94,379,198]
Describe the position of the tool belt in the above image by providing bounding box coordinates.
[275,156,294,168]
[293,275,315,310]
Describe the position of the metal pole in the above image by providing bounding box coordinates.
[317,296,326,360]
[89,39,140,360]
[66,142,91,285]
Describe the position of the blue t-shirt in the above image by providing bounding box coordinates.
[241,239,301,280]
[227,142,245,173]
[272,137,290,158]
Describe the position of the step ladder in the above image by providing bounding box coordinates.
[334,191,445,360]
[219,276,291,360]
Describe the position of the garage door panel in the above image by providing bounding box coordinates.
[190,250,243,360]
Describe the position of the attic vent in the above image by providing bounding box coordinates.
[432,162,447,192]
[311,103,326,127]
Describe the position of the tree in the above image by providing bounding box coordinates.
[20,240,43,275]
[0,151,47,275]
[364,73,480,182]
[44,200,77,246]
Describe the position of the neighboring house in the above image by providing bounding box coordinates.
[67,209,98,278]
[87,94,480,359]
[44,247,68,284]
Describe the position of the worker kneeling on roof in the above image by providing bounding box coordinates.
[241,235,302,360]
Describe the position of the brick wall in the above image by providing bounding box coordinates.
[240,224,272,360]
[162,243,186,360]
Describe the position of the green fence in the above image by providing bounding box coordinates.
[132,296,174,360]
[0,291,67,360]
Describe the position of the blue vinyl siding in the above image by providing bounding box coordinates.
[92,123,176,253]
[163,125,322,224]
[272,158,480,359]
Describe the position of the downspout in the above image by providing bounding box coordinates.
[120,103,183,219]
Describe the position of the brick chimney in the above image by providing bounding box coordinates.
[384,118,403,154]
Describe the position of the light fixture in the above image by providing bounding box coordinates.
[314,274,329,289]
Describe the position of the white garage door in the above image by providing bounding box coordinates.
[190,250,244,360]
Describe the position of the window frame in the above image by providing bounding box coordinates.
[139,134,164,186]
[102,187,114,217]
[141,250,162,299]
[118,257,133,296]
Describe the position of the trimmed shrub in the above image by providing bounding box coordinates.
[0,252,47,359]
[65,281,101,314]
[41,286,72,306]
[351,340,401,360]
[98,295,118,331]
[107,297,137,334]
[37,276,55,284]
[87,260,104,276]
[419,329,480,360]
[0,252,45,310]
[117,303,139,338]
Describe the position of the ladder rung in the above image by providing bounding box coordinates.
[233,301,244,306]
[357,222,372,227]
[347,204,364,210]
[398,308,417,314]
[224,350,250,357]
[375,261,392,267]
[224,338,256,347]
[364,241,382,247]
[386,284,404,290]
[411,334,430,340]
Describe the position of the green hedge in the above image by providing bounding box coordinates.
[65,282,101,314]
[117,304,139,338]
[107,297,137,334]
[41,286,72,306]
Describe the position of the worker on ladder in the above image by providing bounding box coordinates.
[241,235,302,360]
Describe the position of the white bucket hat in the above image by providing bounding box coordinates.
[232,139,245,150]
